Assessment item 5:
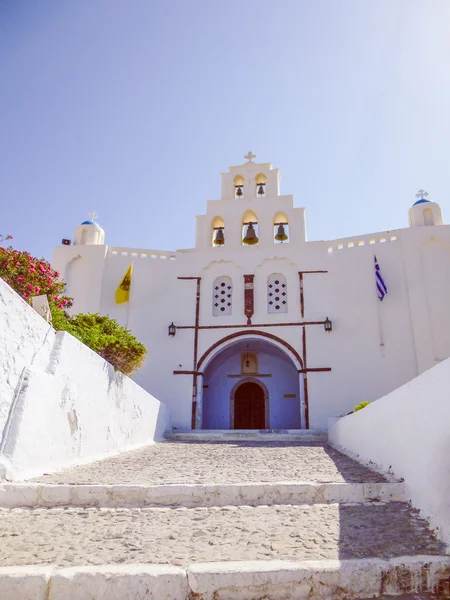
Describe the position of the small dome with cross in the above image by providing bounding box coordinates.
[408,189,443,228]
[412,189,430,206]
[74,212,105,246]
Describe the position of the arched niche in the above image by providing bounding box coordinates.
[255,173,266,197]
[424,208,434,226]
[242,209,259,245]
[64,255,88,312]
[234,174,245,198]
[273,211,289,243]
[212,216,225,247]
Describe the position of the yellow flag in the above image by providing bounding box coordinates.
[116,264,133,304]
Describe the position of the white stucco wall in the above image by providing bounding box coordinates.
[51,159,450,432]
[0,278,170,481]
[329,358,450,544]
[0,277,56,435]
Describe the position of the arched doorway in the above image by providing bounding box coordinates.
[201,337,302,430]
[233,380,266,429]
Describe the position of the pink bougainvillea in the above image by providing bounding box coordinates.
[0,244,73,309]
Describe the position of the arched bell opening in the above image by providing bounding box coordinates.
[255,173,266,197]
[423,207,434,226]
[212,216,225,247]
[201,337,302,430]
[273,211,289,243]
[234,174,244,199]
[242,210,259,245]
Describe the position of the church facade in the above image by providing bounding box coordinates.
[52,154,450,431]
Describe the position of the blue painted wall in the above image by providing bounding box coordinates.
[202,340,301,429]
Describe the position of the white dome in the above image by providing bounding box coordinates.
[74,219,105,245]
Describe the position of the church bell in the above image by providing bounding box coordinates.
[243,223,259,245]
[257,184,265,196]
[213,227,225,246]
[235,186,243,197]
[274,223,288,242]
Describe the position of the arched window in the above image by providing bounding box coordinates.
[424,208,434,226]
[234,175,244,198]
[212,216,225,247]
[267,274,287,314]
[213,276,232,316]
[242,210,259,245]
[256,173,266,197]
[273,211,289,244]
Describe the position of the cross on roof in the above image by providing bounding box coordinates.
[244,151,256,163]
[88,211,98,221]
[415,189,429,200]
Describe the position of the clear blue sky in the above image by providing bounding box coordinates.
[2,1,450,261]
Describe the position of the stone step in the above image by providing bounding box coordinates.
[31,439,385,487]
[1,556,449,599]
[165,428,329,442]
[0,503,445,569]
[0,480,406,509]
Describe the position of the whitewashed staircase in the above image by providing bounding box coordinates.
[0,436,448,599]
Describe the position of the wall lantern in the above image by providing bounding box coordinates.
[324,317,332,333]
[245,345,251,368]
[168,322,177,337]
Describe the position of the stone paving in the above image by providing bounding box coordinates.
[0,502,444,568]
[368,597,446,600]
[31,441,388,485]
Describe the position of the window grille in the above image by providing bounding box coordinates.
[267,273,287,314]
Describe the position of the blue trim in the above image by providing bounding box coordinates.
[413,199,430,206]
[81,220,95,225]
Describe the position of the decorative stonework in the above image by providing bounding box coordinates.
[244,274,255,325]
[213,276,232,316]
[267,273,287,314]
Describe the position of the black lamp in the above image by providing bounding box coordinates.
[168,322,176,337]
[245,345,251,368]
[324,317,332,333]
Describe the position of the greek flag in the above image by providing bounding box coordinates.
[374,255,387,301]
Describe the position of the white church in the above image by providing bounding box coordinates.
[52,153,449,431]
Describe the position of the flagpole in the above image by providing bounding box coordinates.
[374,255,386,357]
[376,294,385,357]
[125,261,134,330]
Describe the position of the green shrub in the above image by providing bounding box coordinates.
[52,310,146,376]
[352,401,371,413]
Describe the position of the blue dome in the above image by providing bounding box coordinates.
[413,199,430,206]
[81,220,96,225]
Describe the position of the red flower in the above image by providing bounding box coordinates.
[54,271,60,278]
[17,277,23,283]
[58,304,63,309]
[35,286,40,294]
[27,284,33,291]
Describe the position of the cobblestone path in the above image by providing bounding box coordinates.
[0,502,444,568]
[31,441,388,485]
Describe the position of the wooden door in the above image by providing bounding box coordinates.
[234,382,265,429]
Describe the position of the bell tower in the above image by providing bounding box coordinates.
[195,153,306,250]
